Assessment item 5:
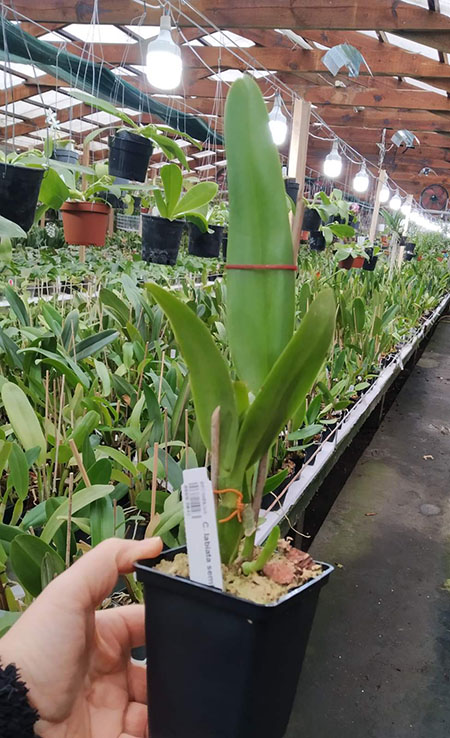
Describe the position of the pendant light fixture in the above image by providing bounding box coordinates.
[353,162,369,193]
[268,93,288,146]
[389,189,402,211]
[146,11,183,90]
[323,140,342,179]
[379,183,390,204]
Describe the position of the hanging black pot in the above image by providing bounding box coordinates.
[108,130,153,183]
[52,148,79,166]
[309,230,326,251]
[0,163,44,233]
[135,547,333,738]
[142,215,184,265]
[284,178,299,204]
[188,223,223,258]
[302,207,321,232]
[363,246,378,271]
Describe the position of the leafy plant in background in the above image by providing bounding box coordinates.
[69,90,200,170]
[154,164,218,232]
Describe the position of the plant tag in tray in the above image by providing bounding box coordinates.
[182,467,223,591]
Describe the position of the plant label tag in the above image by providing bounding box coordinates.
[182,467,224,591]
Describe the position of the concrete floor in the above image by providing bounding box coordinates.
[288,320,450,738]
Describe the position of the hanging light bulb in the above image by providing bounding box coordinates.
[379,183,390,204]
[390,189,402,211]
[268,93,288,146]
[146,12,182,90]
[323,140,342,179]
[401,200,411,216]
[353,162,369,193]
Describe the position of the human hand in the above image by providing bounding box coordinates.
[0,536,162,737]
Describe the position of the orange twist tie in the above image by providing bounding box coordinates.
[213,488,245,524]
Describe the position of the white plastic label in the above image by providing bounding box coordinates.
[182,467,224,590]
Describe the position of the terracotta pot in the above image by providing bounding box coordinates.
[338,255,354,270]
[61,201,110,247]
[352,256,365,268]
[338,255,364,270]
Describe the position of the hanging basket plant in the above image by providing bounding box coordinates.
[70,90,202,183]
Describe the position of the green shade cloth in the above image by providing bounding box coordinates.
[0,17,222,144]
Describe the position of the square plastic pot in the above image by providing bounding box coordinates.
[135,547,333,738]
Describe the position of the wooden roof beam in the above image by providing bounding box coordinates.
[4,0,450,32]
[42,42,450,79]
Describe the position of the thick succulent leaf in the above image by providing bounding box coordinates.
[235,288,336,472]
[147,283,238,475]
[224,75,295,393]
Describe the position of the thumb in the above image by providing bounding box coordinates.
[44,537,163,611]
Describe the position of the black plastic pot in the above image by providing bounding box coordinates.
[52,148,79,165]
[321,421,337,443]
[97,191,124,209]
[0,163,44,232]
[108,130,154,183]
[309,230,326,251]
[363,247,378,271]
[302,208,321,232]
[222,232,228,259]
[404,242,416,262]
[142,215,184,265]
[136,547,333,738]
[188,223,223,258]
[284,178,299,204]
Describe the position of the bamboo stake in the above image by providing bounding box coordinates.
[210,406,220,491]
[164,409,169,491]
[69,439,91,487]
[65,472,74,569]
[151,441,159,522]
[157,349,166,404]
[52,375,66,496]
[368,169,387,245]
[184,409,189,470]
[137,342,149,398]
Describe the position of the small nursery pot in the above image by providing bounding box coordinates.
[302,208,321,232]
[309,230,326,251]
[339,255,364,269]
[363,247,378,272]
[52,148,79,165]
[108,130,154,182]
[0,163,44,232]
[61,201,110,247]
[284,178,299,204]
[188,223,224,258]
[141,214,184,265]
[135,547,333,738]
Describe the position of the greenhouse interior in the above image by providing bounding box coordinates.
[0,1,450,736]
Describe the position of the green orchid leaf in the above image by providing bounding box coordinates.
[147,283,238,475]
[2,382,46,465]
[235,288,336,471]
[172,182,218,218]
[224,75,295,393]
